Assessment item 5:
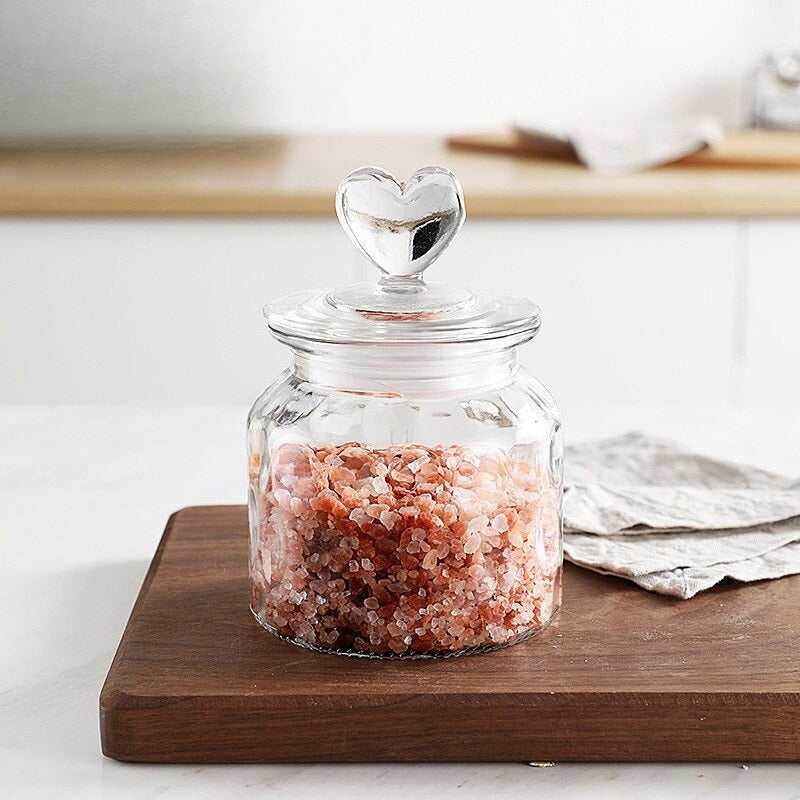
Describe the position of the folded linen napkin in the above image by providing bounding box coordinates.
[514,116,723,173]
[563,432,800,598]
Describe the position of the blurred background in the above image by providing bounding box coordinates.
[3,0,800,415]
[2,0,797,137]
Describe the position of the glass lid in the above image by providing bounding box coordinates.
[266,165,541,345]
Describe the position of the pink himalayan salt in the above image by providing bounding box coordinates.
[250,441,561,656]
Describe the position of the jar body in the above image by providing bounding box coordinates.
[247,349,563,658]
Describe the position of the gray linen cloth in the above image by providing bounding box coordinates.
[514,116,723,173]
[563,432,800,598]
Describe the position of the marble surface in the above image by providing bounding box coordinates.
[2,405,800,799]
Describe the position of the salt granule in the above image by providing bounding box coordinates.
[250,441,561,656]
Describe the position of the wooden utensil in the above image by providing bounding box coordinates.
[448,128,800,168]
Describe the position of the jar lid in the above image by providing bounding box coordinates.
[266,165,541,346]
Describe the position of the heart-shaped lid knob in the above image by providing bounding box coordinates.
[335,165,465,280]
[265,164,541,347]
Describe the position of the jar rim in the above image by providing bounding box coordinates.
[265,285,541,346]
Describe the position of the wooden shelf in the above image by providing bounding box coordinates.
[2,134,800,217]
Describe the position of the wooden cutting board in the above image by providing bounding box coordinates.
[448,128,800,168]
[99,505,800,763]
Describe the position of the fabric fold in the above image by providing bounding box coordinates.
[563,432,800,598]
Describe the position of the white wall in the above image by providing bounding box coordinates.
[3,0,800,141]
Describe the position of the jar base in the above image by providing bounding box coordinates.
[250,603,561,660]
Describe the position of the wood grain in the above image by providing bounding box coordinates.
[449,128,800,168]
[6,134,800,218]
[99,505,800,763]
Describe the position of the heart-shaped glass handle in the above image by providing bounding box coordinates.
[335,166,465,282]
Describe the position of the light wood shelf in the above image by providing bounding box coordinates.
[2,134,800,217]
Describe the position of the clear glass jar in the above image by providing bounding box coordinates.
[247,166,563,658]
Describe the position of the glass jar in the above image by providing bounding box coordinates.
[247,166,563,658]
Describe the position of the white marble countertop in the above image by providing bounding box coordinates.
[2,405,800,799]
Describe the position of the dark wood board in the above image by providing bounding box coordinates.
[100,505,800,763]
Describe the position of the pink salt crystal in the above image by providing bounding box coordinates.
[289,497,304,515]
[418,461,440,478]
[451,487,475,509]
[507,526,526,547]
[406,454,429,473]
[291,478,317,499]
[379,510,401,530]
[273,488,292,511]
[491,513,509,533]
[253,440,561,657]
[309,490,348,518]
[372,476,391,494]
[349,507,370,527]
[467,515,489,534]
[463,534,482,554]
[442,504,459,525]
